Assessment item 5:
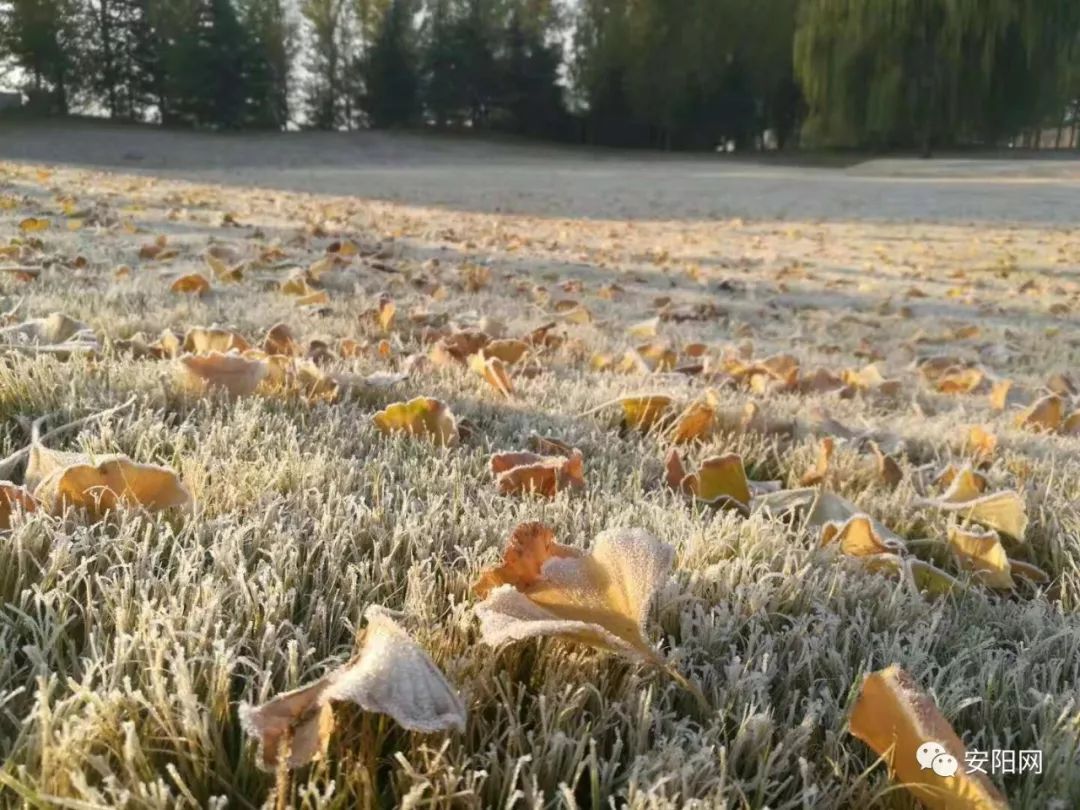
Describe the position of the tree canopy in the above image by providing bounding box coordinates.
[0,0,1077,149]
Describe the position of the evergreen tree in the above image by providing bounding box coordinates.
[0,0,83,113]
[358,0,419,127]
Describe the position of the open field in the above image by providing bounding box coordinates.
[1,122,1080,809]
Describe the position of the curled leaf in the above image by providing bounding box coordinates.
[947,526,1013,589]
[615,395,673,432]
[666,449,751,512]
[1016,394,1063,432]
[668,396,717,443]
[821,514,904,557]
[183,326,250,354]
[474,525,674,663]
[473,522,581,598]
[469,353,514,398]
[33,455,190,518]
[800,438,834,486]
[170,273,211,296]
[263,323,301,356]
[240,605,465,770]
[0,482,38,529]
[179,352,269,397]
[373,397,458,446]
[490,449,585,497]
[849,665,1008,810]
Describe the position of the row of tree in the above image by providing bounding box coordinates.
[1,0,1078,150]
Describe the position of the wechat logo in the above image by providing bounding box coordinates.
[916,741,959,778]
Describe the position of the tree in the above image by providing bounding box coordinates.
[357,0,419,127]
[239,0,295,128]
[301,0,349,129]
[0,0,83,113]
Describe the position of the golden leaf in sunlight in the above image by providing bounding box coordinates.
[170,273,211,296]
[988,379,1033,412]
[204,252,244,282]
[297,290,330,306]
[934,366,984,395]
[178,352,269,397]
[627,316,660,338]
[474,525,675,665]
[183,326,250,354]
[666,450,751,511]
[928,484,1028,542]
[377,294,396,331]
[469,353,514,398]
[373,397,458,446]
[1015,394,1063,432]
[935,466,986,502]
[820,514,903,556]
[482,339,528,365]
[849,665,1008,810]
[1063,411,1080,436]
[800,438,834,486]
[962,425,997,461]
[240,606,465,770]
[280,269,315,296]
[33,455,189,518]
[616,395,673,432]
[947,526,1013,589]
[0,482,38,530]
[263,322,300,356]
[490,449,585,497]
[669,396,718,443]
[18,217,50,233]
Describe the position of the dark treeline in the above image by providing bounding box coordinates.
[1,0,1079,151]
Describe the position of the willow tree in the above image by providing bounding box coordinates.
[794,0,1079,151]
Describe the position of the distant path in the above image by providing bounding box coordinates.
[2,120,1079,224]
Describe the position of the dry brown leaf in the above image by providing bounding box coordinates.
[0,482,37,529]
[947,526,1013,589]
[868,441,903,488]
[171,273,210,296]
[849,665,1008,810]
[483,339,529,365]
[473,522,582,598]
[934,366,984,395]
[183,326,250,354]
[32,454,189,518]
[178,352,269,397]
[263,323,301,356]
[1016,394,1063,432]
[474,525,685,674]
[240,605,465,770]
[666,450,751,511]
[373,397,458,446]
[469,353,514,398]
[800,438,834,486]
[669,396,717,443]
[490,449,585,497]
[821,514,903,556]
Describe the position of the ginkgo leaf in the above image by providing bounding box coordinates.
[469,353,514,398]
[849,665,1008,810]
[474,526,673,662]
[962,425,997,461]
[924,475,1027,541]
[18,217,50,232]
[1016,394,1063,432]
[934,366,984,394]
[373,397,458,446]
[490,449,585,497]
[0,482,37,530]
[240,605,465,770]
[179,352,269,397]
[821,514,904,556]
[666,450,751,512]
[800,438,834,486]
[33,455,190,518]
[473,522,582,598]
[613,395,673,432]
[905,558,965,597]
[935,466,987,502]
[668,396,718,443]
[183,326,250,354]
[947,526,1013,589]
[483,339,529,364]
[204,252,244,282]
[171,273,210,296]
